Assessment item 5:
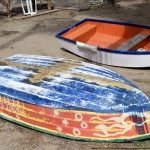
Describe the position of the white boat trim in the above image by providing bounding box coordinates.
[58,39,150,68]
[76,41,98,52]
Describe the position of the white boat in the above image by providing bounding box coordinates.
[56,19,150,68]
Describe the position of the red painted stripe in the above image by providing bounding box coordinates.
[1,97,150,139]
[1,97,124,121]
[1,97,133,127]
[1,108,140,139]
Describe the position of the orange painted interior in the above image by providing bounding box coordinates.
[62,21,150,51]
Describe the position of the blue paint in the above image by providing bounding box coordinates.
[73,66,137,88]
[0,55,149,114]
[0,66,34,77]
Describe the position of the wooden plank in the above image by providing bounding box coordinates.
[7,0,11,18]
[47,0,52,10]
[64,24,97,40]
[62,7,79,10]
[117,32,150,51]
[13,9,62,20]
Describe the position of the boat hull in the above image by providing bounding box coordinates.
[0,54,150,142]
[1,96,150,142]
[58,39,150,68]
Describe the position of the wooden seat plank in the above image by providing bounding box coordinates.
[117,32,150,51]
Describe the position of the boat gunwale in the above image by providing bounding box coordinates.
[55,18,150,55]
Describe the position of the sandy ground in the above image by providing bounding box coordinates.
[0,0,150,149]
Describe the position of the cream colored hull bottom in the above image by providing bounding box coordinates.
[58,39,150,68]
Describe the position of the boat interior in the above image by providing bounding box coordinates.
[61,21,150,52]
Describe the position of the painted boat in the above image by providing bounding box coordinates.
[0,54,150,142]
[56,19,150,68]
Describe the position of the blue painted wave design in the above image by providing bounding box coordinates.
[0,54,149,113]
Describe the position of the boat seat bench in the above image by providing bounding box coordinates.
[117,31,150,51]
[64,24,97,40]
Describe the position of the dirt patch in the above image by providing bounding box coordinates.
[133,79,150,84]
[0,30,19,37]
[145,91,150,99]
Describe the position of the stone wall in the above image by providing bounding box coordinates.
[89,0,104,9]
[52,0,115,10]
[52,0,90,10]
[89,0,116,9]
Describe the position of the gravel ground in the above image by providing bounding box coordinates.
[0,0,150,149]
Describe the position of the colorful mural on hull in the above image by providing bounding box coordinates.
[0,54,150,142]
